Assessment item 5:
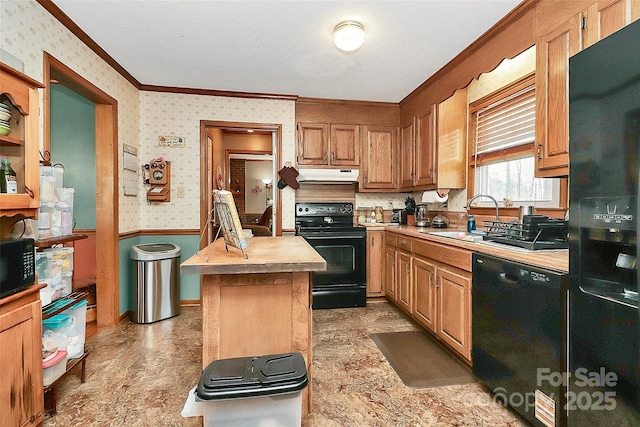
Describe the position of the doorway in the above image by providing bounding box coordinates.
[200,121,282,245]
[44,53,119,327]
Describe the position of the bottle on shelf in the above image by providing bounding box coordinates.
[0,155,17,193]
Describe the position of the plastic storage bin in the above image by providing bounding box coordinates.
[42,314,70,351]
[182,352,308,427]
[62,299,88,358]
[43,350,68,387]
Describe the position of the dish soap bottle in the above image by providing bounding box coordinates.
[0,156,17,193]
[467,215,476,232]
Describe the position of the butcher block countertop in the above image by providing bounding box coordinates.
[385,225,568,273]
[180,236,326,275]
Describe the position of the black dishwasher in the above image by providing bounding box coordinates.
[472,253,568,427]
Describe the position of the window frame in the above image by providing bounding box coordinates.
[467,73,567,214]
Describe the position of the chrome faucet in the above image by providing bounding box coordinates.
[466,194,499,220]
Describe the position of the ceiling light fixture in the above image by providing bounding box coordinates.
[333,21,365,52]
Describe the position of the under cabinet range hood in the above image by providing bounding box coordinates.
[298,168,359,183]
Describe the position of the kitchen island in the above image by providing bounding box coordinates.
[180,236,326,417]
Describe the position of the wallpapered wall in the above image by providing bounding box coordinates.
[1,0,298,233]
[138,92,296,230]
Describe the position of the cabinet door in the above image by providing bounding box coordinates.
[413,256,436,332]
[582,0,629,48]
[415,104,437,187]
[436,89,467,188]
[0,66,42,222]
[360,126,397,190]
[436,266,471,361]
[384,246,397,299]
[399,119,415,189]
[297,122,328,165]
[535,15,580,177]
[330,124,359,166]
[396,250,413,314]
[366,230,384,297]
[0,299,44,427]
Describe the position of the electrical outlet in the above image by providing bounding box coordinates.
[177,187,185,198]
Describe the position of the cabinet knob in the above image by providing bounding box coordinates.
[25,186,35,198]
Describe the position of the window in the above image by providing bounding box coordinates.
[469,74,560,208]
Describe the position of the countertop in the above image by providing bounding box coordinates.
[375,224,568,273]
[180,236,327,275]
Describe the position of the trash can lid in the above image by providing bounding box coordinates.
[196,352,308,400]
[131,243,180,261]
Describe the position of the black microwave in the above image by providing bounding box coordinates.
[0,238,36,298]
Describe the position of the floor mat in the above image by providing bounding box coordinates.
[371,330,476,388]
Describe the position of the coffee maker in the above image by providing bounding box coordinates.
[415,204,430,227]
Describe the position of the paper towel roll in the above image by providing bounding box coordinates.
[421,190,449,204]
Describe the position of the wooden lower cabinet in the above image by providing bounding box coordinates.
[396,250,413,314]
[366,230,384,297]
[413,256,436,332]
[436,266,472,361]
[385,231,472,363]
[384,245,397,300]
[0,285,44,427]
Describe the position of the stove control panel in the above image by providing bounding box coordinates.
[295,202,353,217]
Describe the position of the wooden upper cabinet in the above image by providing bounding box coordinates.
[415,104,437,187]
[583,0,631,48]
[535,0,631,177]
[329,124,359,166]
[297,122,328,165]
[297,122,359,167]
[360,125,398,190]
[535,15,580,177]
[0,64,43,226]
[436,88,467,189]
[399,119,415,189]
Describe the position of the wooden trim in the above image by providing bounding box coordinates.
[95,103,119,328]
[296,96,399,107]
[140,84,298,101]
[469,73,535,112]
[36,0,140,88]
[43,52,120,328]
[200,121,283,244]
[400,2,537,123]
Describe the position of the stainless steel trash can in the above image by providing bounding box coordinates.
[130,243,181,324]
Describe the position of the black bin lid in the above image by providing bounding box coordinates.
[196,352,308,400]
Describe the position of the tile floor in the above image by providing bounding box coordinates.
[43,300,525,426]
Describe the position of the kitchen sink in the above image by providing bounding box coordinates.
[420,231,481,241]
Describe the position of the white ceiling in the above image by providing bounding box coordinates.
[51,0,522,103]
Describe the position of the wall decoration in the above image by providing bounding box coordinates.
[123,144,138,196]
[158,133,185,148]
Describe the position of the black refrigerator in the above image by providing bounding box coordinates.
[568,19,640,426]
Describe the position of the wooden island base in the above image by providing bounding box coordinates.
[181,237,326,418]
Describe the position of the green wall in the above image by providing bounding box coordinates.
[119,234,201,316]
[50,85,96,229]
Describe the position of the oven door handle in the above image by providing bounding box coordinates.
[302,234,366,240]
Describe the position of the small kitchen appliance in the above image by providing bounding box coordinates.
[415,204,430,227]
[0,238,36,298]
[431,214,449,228]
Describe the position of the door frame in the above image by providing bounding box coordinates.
[200,121,282,245]
[43,53,119,327]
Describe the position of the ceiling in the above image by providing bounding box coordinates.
[50,0,522,103]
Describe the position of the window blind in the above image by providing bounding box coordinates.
[472,84,535,156]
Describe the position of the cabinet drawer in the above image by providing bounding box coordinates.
[413,239,472,272]
[397,236,413,252]
[385,232,398,247]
